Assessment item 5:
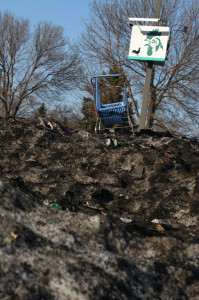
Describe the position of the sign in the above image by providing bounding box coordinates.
[128,25,170,63]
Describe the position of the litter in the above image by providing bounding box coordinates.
[112,138,118,147]
[43,200,49,206]
[101,211,107,216]
[10,232,18,240]
[151,219,170,225]
[106,138,118,147]
[39,117,54,131]
[105,129,118,147]
[49,203,61,210]
[164,152,175,159]
[84,202,106,215]
[120,217,132,223]
[4,237,12,244]
[156,224,165,232]
[106,139,111,146]
[189,233,195,237]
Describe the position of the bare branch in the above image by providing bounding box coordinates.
[0,12,80,117]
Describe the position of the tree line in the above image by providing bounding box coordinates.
[0,0,199,136]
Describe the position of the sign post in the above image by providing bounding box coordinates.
[138,61,153,130]
[139,0,161,131]
[138,0,161,131]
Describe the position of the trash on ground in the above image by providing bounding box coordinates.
[156,224,165,232]
[120,217,132,223]
[49,203,61,210]
[106,139,111,147]
[39,117,54,131]
[189,233,195,237]
[164,152,174,158]
[84,202,104,213]
[43,200,49,206]
[106,138,118,147]
[100,211,107,216]
[10,232,18,240]
[112,138,118,147]
[151,219,170,225]
[4,237,12,244]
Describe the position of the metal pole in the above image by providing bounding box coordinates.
[0,69,2,88]
[138,0,162,131]
[0,69,2,97]
[0,69,2,117]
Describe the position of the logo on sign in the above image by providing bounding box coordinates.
[144,29,163,56]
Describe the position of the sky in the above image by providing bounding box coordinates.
[0,0,94,43]
[0,0,99,110]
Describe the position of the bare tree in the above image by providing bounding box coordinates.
[81,0,199,135]
[0,11,81,118]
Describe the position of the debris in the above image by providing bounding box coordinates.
[83,202,106,215]
[112,138,118,147]
[151,219,170,225]
[164,152,176,162]
[164,152,174,158]
[10,232,18,240]
[39,117,54,131]
[101,211,107,216]
[4,237,12,244]
[49,203,61,210]
[43,200,49,206]
[84,201,99,210]
[109,129,115,134]
[156,224,165,232]
[189,233,195,237]
[120,217,132,223]
[106,138,111,147]
[106,138,118,147]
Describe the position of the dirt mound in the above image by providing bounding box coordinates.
[0,117,198,299]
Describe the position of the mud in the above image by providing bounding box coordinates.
[0,117,198,299]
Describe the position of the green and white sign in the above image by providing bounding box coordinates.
[128,25,170,62]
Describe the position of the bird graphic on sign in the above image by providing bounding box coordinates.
[132,47,140,55]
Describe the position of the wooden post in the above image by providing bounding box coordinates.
[138,0,162,131]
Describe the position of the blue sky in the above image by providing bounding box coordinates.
[0,0,100,110]
[0,0,95,43]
